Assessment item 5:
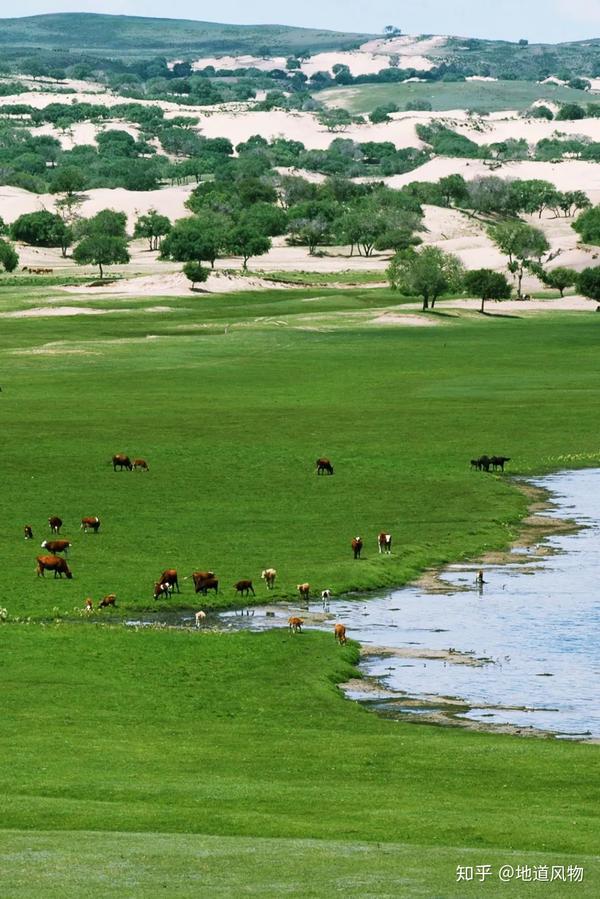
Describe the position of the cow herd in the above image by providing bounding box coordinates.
[470,455,511,472]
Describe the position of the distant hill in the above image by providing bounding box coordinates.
[0,13,375,58]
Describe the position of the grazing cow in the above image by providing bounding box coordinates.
[198,576,219,595]
[470,459,481,470]
[48,516,63,533]
[334,623,347,645]
[321,589,332,602]
[316,458,334,476]
[132,458,149,471]
[85,598,94,612]
[195,610,206,627]
[192,571,216,594]
[112,453,132,471]
[288,616,304,633]
[153,581,172,600]
[159,569,179,593]
[41,539,71,555]
[81,516,101,533]
[36,555,72,579]
[234,579,255,597]
[23,525,33,540]
[490,456,511,472]
[351,537,363,560]
[297,582,310,600]
[378,533,392,554]
[98,594,116,608]
[476,455,491,472]
[261,568,277,589]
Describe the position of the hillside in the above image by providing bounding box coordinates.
[0,13,374,58]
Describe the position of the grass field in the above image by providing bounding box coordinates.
[322,80,600,114]
[1,283,600,894]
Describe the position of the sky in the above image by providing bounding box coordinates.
[5,0,600,44]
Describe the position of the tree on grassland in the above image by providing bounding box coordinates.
[160,212,230,269]
[0,238,18,273]
[388,246,464,310]
[488,221,549,298]
[538,266,578,297]
[133,209,172,251]
[464,268,512,313]
[72,235,129,278]
[226,223,271,270]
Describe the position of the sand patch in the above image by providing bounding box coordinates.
[64,271,287,297]
[369,312,440,326]
[1,306,113,318]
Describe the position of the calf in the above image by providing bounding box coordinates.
[234,579,255,597]
[41,539,71,555]
[36,555,72,579]
[23,525,33,540]
[112,453,132,471]
[261,568,277,589]
[159,569,179,593]
[132,458,149,471]
[288,616,304,633]
[321,589,332,602]
[85,598,94,612]
[153,581,172,600]
[195,610,206,627]
[81,516,101,533]
[378,533,392,555]
[316,458,334,475]
[48,516,63,534]
[334,623,347,645]
[351,537,363,560]
[297,582,310,600]
[98,594,116,608]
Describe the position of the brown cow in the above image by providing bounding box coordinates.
[36,555,72,579]
[159,569,179,593]
[41,539,71,555]
[81,516,101,533]
[192,571,215,593]
[234,579,255,597]
[24,525,33,540]
[351,537,363,560]
[297,582,310,600]
[316,457,334,475]
[112,454,132,471]
[132,458,149,471]
[334,623,347,644]
[85,598,94,611]
[48,516,63,533]
[98,594,117,608]
[378,532,392,555]
[153,581,172,600]
[288,616,304,633]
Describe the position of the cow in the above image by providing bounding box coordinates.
[288,616,304,633]
[316,458,334,476]
[474,455,491,472]
[321,589,332,602]
[192,571,216,593]
[48,516,63,533]
[195,610,206,627]
[132,459,149,471]
[23,525,33,540]
[112,453,132,471]
[475,570,485,587]
[234,579,255,597]
[297,582,310,600]
[261,568,277,589]
[41,539,71,555]
[378,533,392,554]
[98,594,116,608]
[159,569,179,593]
[351,537,363,560]
[81,516,101,533]
[197,576,218,595]
[153,581,172,600]
[85,598,94,612]
[36,555,72,579]
[334,623,347,645]
[490,456,511,472]
[470,459,481,470]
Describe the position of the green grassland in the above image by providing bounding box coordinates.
[1,284,600,894]
[0,13,373,58]
[322,80,600,114]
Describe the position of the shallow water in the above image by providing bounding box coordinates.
[216,469,600,738]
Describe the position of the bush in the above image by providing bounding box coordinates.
[182,261,209,287]
[405,100,432,112]
[369,103,399,124]
[577,267,600,300]
[10,211,67,247]
[0,238,18,273]
[556,103,586,121]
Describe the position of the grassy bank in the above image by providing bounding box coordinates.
[1,287,600,619]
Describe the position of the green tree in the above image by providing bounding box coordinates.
[226,223,271,270]
[572,205,600,243]
[439,174,469,207]
[538,266,577,297]
[488,221,549,298]
[556,103,586,121]
[318,108,354,133]
[0,238,18,273]
[78,209,128,239]
[577,267,600,300]
[369,103,398,124]
[72,235,129,278]
[160,212,230,269]
[182,261,209,288]
[387,246,464,310]
[11,211,69,249]
[464,268,512,313]
[50,166,87,196]
[133,209,172,250]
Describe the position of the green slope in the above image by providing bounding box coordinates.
[0,13,374,57]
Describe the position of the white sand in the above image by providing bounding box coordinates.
[1,306,112,318]
[64,271,287,297]
[369,312,439,325]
